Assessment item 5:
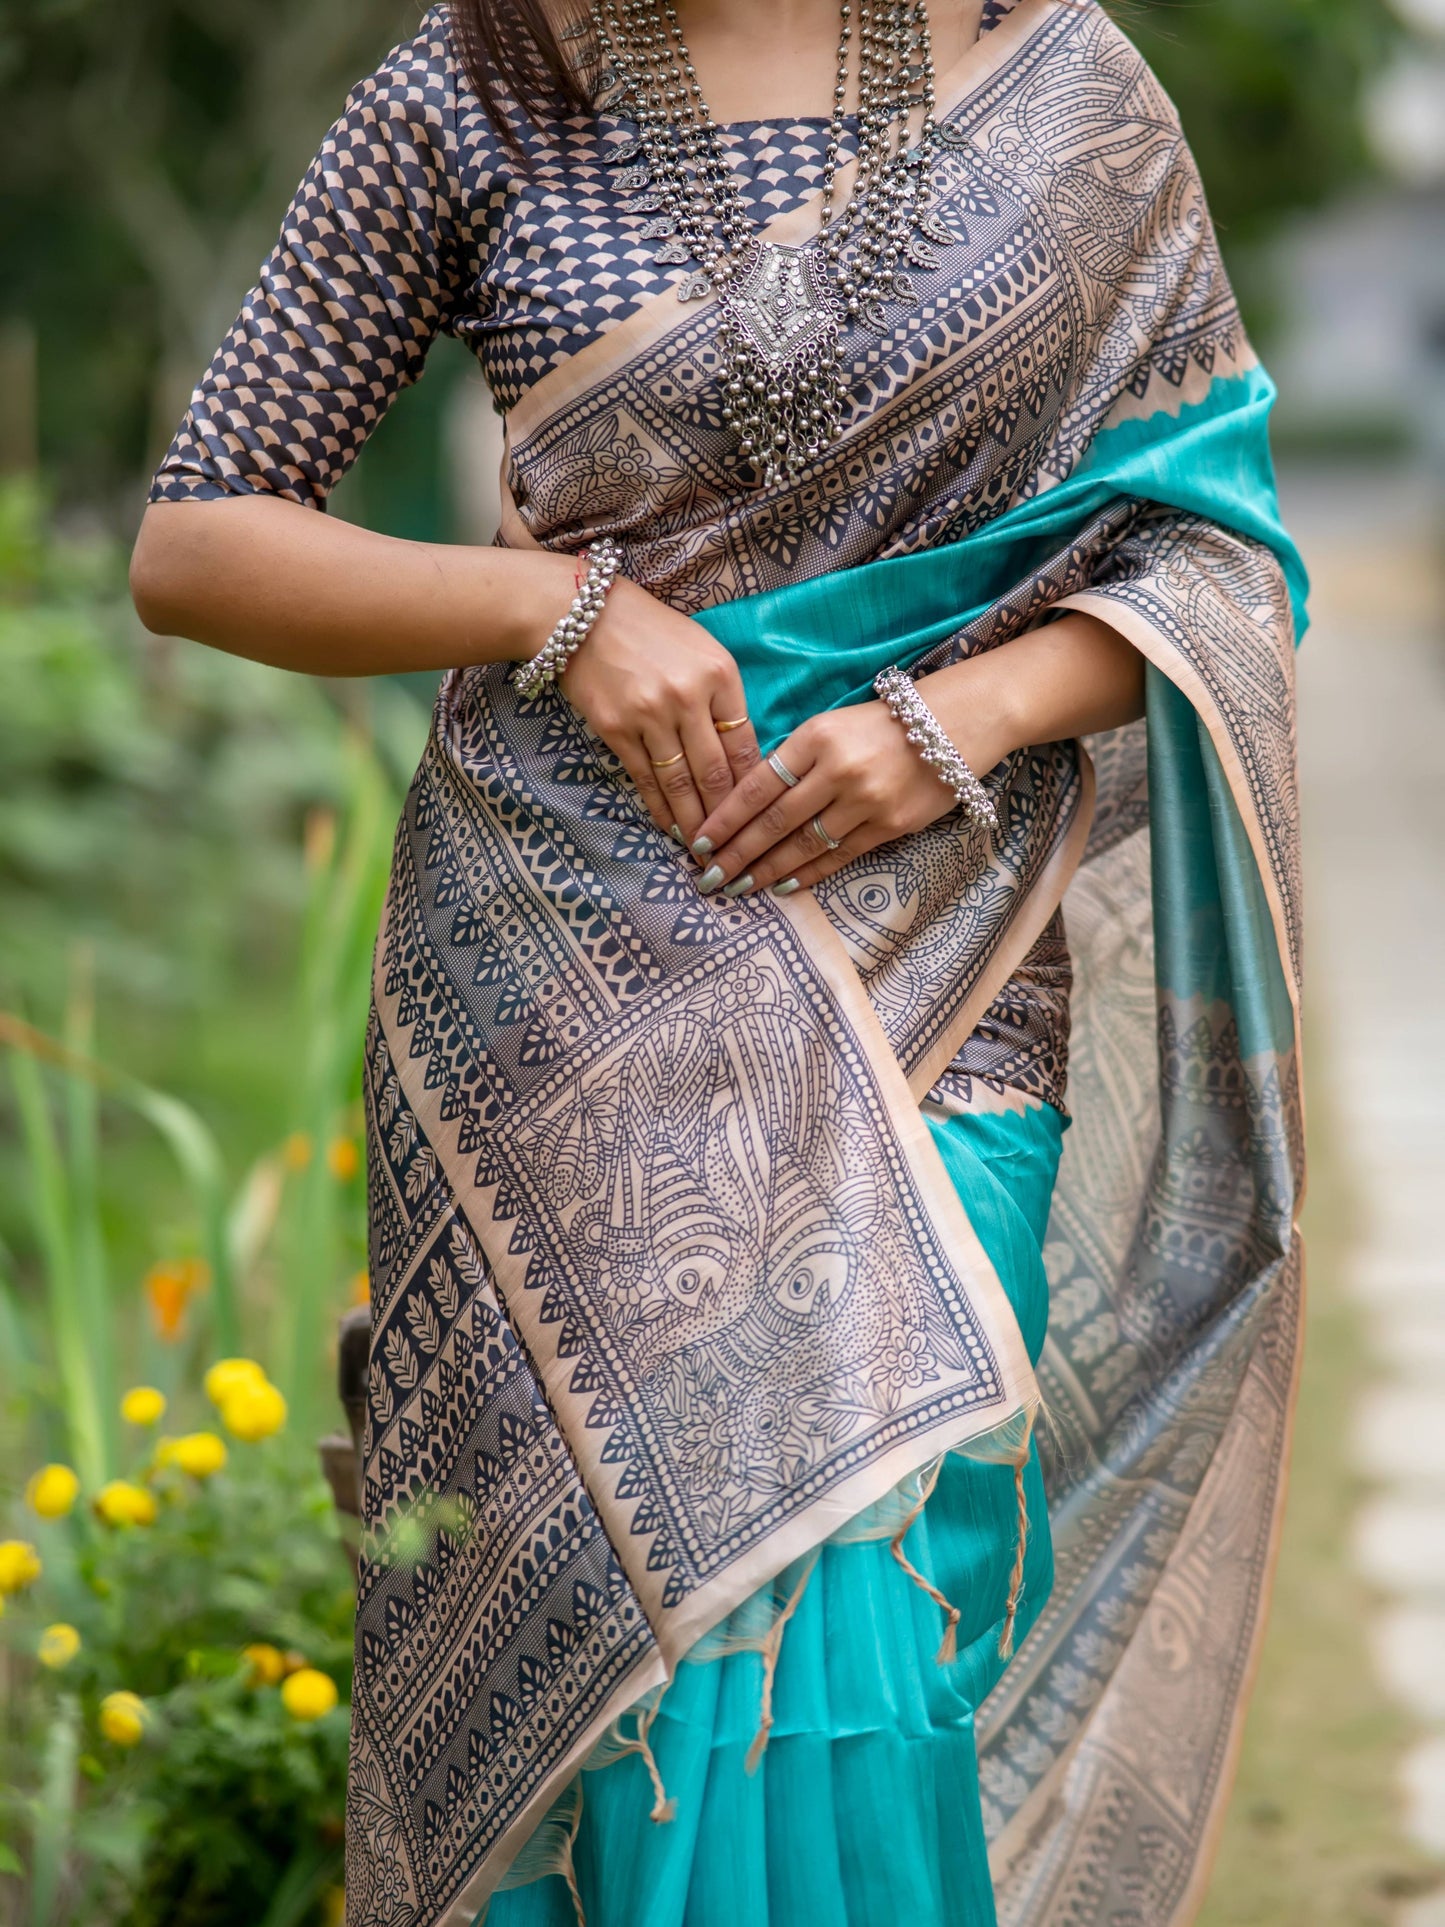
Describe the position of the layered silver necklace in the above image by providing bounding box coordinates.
[577,0,951,486]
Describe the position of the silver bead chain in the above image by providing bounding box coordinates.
[512,537,624,699]
[583,0,944,485]
[873,664,1000,834]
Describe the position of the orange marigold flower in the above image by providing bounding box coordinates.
[350,1268,371,1306]
[143,1259,207,1342]
[326,1137,360,1183]
[282,1132,313,1173]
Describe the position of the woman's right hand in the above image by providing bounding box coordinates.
[554,574,761,848]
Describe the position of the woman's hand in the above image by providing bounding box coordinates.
[557,575,761,846]
[684,691,1001,898]
[683,612,1146,897]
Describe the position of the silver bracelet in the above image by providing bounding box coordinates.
[873,664,1000,835]
[512,536,624,699]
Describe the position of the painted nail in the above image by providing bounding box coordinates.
[697,865,725,895]
[691,835,714,857]
[721,873,754,898]
[669,823,685,845]
[771,877,801,896]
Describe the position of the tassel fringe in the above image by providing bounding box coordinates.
[561,1782,586,1927]
[631,1700,677,1824]
[744,1552,818,1774]
[998,1453,1030,1659]
[889,1472,962,1667]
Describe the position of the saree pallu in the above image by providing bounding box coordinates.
[347,3,1306,1923]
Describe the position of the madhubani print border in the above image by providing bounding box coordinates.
[1061,510,1302,997]
[377,715,1025,1610]
[352,1002,662,1925]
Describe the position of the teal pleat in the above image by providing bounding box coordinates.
[486,1100,1064,1927]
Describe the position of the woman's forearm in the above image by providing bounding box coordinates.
[920,610,1146,774]
[130,495,578,676]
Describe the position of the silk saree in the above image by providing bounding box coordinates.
[150,0,1305,1920]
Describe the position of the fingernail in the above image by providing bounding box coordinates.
[670,823,685,845]
[697,865,725,895]
[691,835,714,858]
[772,877,801,896]
[721,873,754,898]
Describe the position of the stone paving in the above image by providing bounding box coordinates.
[1287,463,1445,1897]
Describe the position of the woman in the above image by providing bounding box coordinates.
[131,0,1306,1922]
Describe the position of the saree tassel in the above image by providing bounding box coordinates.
[634,1701,677,1824]
[744,1552,818,1774]
[561,1782,587,1927]
[998,1454,1030,1661]
[889,1480,962,1667]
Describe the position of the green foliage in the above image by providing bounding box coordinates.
[1116,0,1397,332]
[1,1440,352,1926]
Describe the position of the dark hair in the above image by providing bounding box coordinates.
[448,0,592,153]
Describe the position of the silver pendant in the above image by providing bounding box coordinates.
[604,137,644,164]
[621,192,663,212]
[726,242,837,369]
[676,271,711,301]
[937,121,969,147]
[863,299,889,331]
[640,216,676,239]
[917,210,958,247]
[612,165,651,189]
[890,270,915,301]
[908,243,940,271]
[653,240,693,265]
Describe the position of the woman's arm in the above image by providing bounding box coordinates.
[130,495,581,675]
[686,611,1145,895]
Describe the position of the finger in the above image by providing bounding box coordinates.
[679,711,737,822]
[771,828,880,897]
[642,732,707,843]
[710,681,763,788]
[611,734,679,839]
[703,785,868,895]
[692,734,816,859]
[720,797,869,896]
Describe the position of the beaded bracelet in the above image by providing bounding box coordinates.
[873,664,1000,835]
[512,536,624,700]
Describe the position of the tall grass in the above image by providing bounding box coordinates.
[1,712,406,1481]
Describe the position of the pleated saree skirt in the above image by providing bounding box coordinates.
[484,1100,1062,1927]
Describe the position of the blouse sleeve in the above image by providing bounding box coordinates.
[149,8,468,508]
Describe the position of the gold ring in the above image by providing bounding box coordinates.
[649,750,687,769]
[714,716,750,732]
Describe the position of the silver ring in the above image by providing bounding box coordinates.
[811,813,842,851]
[766,752,800,788]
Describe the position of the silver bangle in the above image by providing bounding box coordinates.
[513,536,624,699]
[873,664,1000,835]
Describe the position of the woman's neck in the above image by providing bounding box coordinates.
[653,0,983,126]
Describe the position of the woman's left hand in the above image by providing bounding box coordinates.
[686,695,994,899]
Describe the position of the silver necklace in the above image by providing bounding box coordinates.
[581,0,944,486]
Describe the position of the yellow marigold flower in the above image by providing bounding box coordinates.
[243,1642,287,1687]
[326,1136,360,1182]
[94,1481,158,1528]
[282,1132,313,1173]
[221,1379,288,1442]
[26,1463,80,1519]
[350,1268,371,1306]
[203,1357,267,1407]
[0,1541,43,1594]
[281,1668,338,1721]
[169,1431,228,1479]
[121,1386,167,1427]
[99,1690,147,1746]
[38,1622,82,1669]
